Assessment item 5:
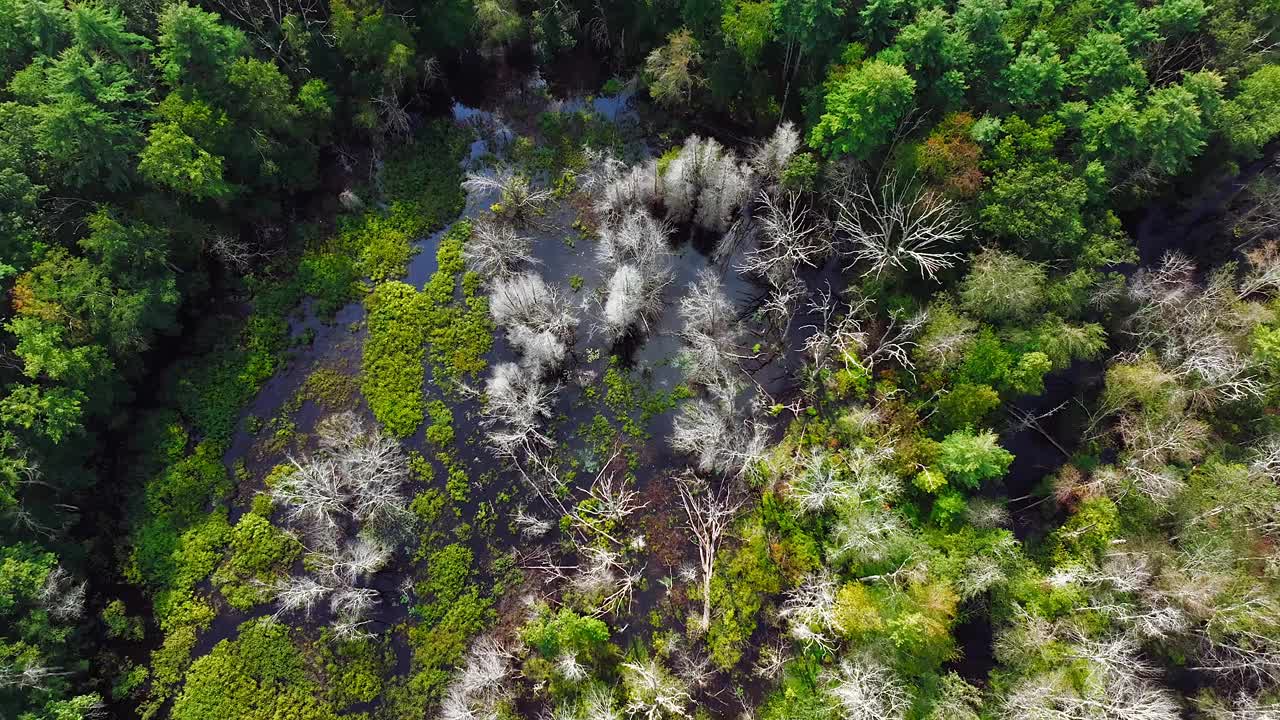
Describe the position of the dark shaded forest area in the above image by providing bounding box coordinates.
[3,0,1280,719]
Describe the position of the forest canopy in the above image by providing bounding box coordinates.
[1,0,1279,719]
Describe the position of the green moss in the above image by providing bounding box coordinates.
[422,222,494,383]
[362,281,429,437]
[213,513,302,610]
[170,618,338,720]
[425,399,455,448]
[300,367,359,410]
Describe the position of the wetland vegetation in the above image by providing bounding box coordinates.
[4,1,1280,719]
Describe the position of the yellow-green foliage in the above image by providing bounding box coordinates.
[362,281,429,437]
[170,618,339,720]
[346,210,419,283]
[300,366,359,409]
[316,632,388,710]
[705,515,784,669]
[422,221,493,382]
[213,513,302,610]
[139,626,199,719]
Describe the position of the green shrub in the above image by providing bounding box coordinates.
[425,400,455,448]
[213,513,302,610]
[362,281,429,437]
[144,441,231,526]
[937,430,1014,489]
[102,599,145,641]
[301,367,359,409]
[316,632,387,709]
[422,222,493,382]
[170,618,338,720]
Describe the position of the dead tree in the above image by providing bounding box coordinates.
[660,135,754,232]
[1000,633,1180,720]
[676,471,744,631]
[465,218,537,279]
[749,121,801,186]
[802,283,927,378]
[439,636,515,720]
[490,272,578,371]
[670,395,768,477]
[678,269,747,392]
[479,362,560,460]
[621,657,692,720]
[779,570,840,650]
[739,189,833,287]
[269,412,410,632]
[835,173,967,281]
[824,655,911,720]
[463,167,553,227]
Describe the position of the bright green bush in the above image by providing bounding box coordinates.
[213,512,301,610]
[170,618,338,720]
[102,599,145,641]
[422,222,493,382]
[937,430,1014,489]
[361,281,429,437]
[316,632,387,710]
[705,515,782,669]
[144,440,231,526]
[425,400,455,448]
[936,383,1000,431]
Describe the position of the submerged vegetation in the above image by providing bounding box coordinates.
[3,1,1280,720]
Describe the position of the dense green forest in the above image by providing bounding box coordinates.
[3,0,1280,718]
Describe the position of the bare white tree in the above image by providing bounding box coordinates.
[270,412,411,630]
[824,655,911,720]
[35,566,85,622]
[1000,633,1180,720]
[439,635,514,720]
[206,231,276,272]
[601,265,667,338]
[739,189,833,287]
[677,472,745,630]
[753,636,793,679]
[465,218,537,279]
[584,471,648,525]
[1128,252,1265,407]
[514,506,553,539]
[480,362,560,459]
[835,173,967,281]
[802,284,927,378]
[670,395,768,477]
[597,210,672,272]
[660,135,754,232]
[621,657,691,720]
[678,269,746,392]
[749,121,801,185]
[490,272,579,371]
[464,167,553,226]
[925,674,983,720]
[273,575,330,620]
[1239,240,1280,299]
[572,546,642,617]
[596,212,674,339]
[593,158,660,218]
[780,570,840,648]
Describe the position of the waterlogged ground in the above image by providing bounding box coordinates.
[190,72,824,710]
